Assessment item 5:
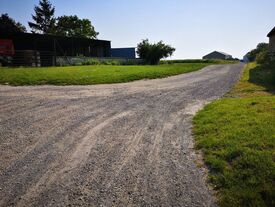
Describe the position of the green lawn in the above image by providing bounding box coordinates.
[0,63,211,86]
[193,63,275,207]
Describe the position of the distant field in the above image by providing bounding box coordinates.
[0,63,213,86]
[160,59,239,64]
[193,63,275,207]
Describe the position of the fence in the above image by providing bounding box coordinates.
[15,50,55,67]
[56,56,144,66]
[0,50,143,67]
[0,50,55,67]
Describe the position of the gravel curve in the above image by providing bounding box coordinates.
[0,64,244,207]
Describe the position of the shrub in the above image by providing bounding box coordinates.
[101,60,120,65]
[256,50,270,64]
[246,43,269,62]
[86,59,100,65]
[137,39,175,65]
[81,59,120,66]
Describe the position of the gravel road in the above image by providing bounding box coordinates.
[0,64,244,207]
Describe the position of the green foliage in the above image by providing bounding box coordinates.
[0,13,26,33]
[82,59,100,65]
[54,15,98,38]
[81,59,120,66]
[57,57,144,67]
[246,43,269,62]
[0,63,209,85]
[101,60,120,65]
[28,0,55,34]
[28,1,98,38]
[256,50,270,64]
[137,39,175,65]
[193,63,275,207]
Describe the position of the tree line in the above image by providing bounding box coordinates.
[0,0,98,39]
[0,0,175,64]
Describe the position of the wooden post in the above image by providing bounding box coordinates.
[53,39,57,66]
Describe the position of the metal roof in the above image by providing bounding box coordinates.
[267,27,275,37]
[203,51,232,57]
[0,31,111,43]
[215,51,232,56]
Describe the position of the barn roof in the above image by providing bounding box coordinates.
[267,27,275,37]
[204,51,232,57]
[0,31,111,43]
[215,51,231,56]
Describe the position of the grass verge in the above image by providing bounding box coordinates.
[0,63,212,86]
[193,62,275,207]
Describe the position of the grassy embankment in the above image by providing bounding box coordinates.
[0,60,234,86]
[193,62,275,207]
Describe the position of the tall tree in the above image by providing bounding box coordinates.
[54,15,99,38]
[0,13,26,33]
[28,0,55,34]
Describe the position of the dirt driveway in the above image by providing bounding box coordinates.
[0,64,244,206]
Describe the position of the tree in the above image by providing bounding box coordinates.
[28,0,55,34]
[137,39,175,65]
[54,15,99,38]
[0,13,26,33]
[246,43,269,62]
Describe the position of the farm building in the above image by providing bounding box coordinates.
[0,32,111,66]
[203,51,232,60]
[267,27,275,58]
[111,48,136,59]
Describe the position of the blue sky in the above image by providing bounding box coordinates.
[1,0,274,59]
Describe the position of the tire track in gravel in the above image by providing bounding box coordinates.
[5,93,152,203]
[0,64,244,207]
[0,98,106,172]
[0,96,136,205]
[15,111,135,206]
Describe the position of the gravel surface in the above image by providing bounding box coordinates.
[0,64,244,207]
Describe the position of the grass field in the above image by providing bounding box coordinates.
[160,59,238,64]
[0,63,212,86]
[193,63,275,207]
